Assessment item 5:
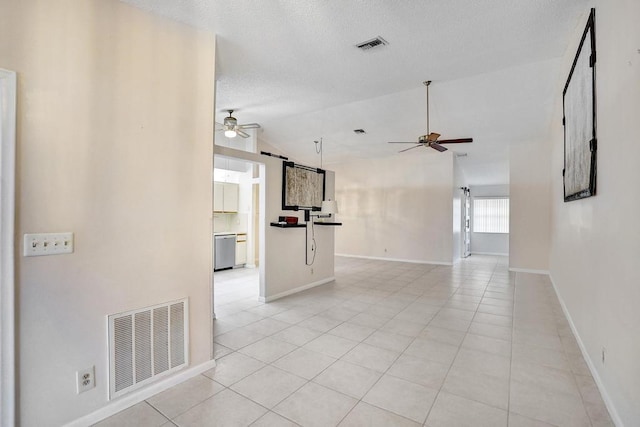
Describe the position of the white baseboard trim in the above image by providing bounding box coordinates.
[508,267,550,275]
[259,277,336,303]
[548,274,624,427]
[65,359,217,427]
[335,253,453,266]
[471,251,509,256]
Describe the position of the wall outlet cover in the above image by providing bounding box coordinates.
[76,366,95,394]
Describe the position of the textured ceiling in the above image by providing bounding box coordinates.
[121,0,591,184]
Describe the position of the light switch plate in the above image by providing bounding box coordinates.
[23,232,74,257]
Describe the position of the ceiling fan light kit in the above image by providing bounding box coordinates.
[388,80,473,153]
[216,110,261,139]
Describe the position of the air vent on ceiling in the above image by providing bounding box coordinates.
[353,129,366,134]
[356,36,388,51]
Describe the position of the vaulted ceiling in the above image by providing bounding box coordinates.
[121,0,591,184]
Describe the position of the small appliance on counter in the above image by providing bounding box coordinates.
[278,216,298,225]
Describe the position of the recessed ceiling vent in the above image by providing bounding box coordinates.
[354,129,366,134]
[356,36,388,51]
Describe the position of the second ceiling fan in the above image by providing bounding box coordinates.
[388,81,473,152]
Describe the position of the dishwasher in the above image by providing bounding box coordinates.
[214,234,236,271]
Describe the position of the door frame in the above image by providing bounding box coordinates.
[462,187,471,258]
[0,68,17,427]
[212,155,266,312]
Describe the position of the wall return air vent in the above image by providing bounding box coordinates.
[108,298,189,399]
[356,36,388,51]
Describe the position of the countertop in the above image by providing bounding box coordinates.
[214,231,247,236]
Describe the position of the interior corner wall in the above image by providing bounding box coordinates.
[470,185,509,256]
[0,1,215,425]
[548,2,640,424]
[509,142,551,271]
[333,152,454,265]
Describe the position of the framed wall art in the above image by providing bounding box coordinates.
[282,161,326,212]
[562,8,597,202]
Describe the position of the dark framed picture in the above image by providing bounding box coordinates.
[282,161,326,211]
[563,8,597,202]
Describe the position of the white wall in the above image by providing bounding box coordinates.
[214,146,336,301]
[333,151,455,265]
[470,184,509,256]
[0,1,215,425]
[549,2,640,425]
[509,142,552,271]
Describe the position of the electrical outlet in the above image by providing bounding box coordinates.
[76,366,95,394]
[23,232,74,257]
[601,347,606,364]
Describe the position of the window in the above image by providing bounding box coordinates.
[473,198,509,233]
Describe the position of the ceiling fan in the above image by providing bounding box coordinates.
[216,110,261,138]
[388,81,473,153]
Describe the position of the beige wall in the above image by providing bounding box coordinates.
[0,1,215,425]
[333,151,455,265]
[549,2,640,424]
[509,142,552,271]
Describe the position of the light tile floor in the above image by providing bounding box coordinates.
[95,256,614,427]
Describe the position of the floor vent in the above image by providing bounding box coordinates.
[356,36,388,51]
[108,298,189,399]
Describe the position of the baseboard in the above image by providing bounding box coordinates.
[471,251,509,256]
[259,277,336,303]
[508,267,550,275]
[65,359,217,427]
[335,253,453,266]
[548,274,624,427]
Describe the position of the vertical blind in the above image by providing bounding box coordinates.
[473,198,509,233]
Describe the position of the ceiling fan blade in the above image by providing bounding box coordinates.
[238,123,261,129]
[399,145,422,153]
[388,141,420,144]
[237,129,250,138]
[427,132,441,142]
[430,143,448,152]
[438,138,473,144]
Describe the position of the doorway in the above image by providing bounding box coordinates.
[0,68,17,427]
[212,154,265,322]
[462,187,471,258]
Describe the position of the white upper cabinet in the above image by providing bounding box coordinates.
[213,182,239,213]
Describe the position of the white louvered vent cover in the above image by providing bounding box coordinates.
[108,298,189,399]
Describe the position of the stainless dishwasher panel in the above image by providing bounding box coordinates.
[214,234,236,271]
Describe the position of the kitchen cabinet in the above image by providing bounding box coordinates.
[235,234,247,265]
[214,182,239,212]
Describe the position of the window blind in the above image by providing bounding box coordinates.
[473,198,509,233]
